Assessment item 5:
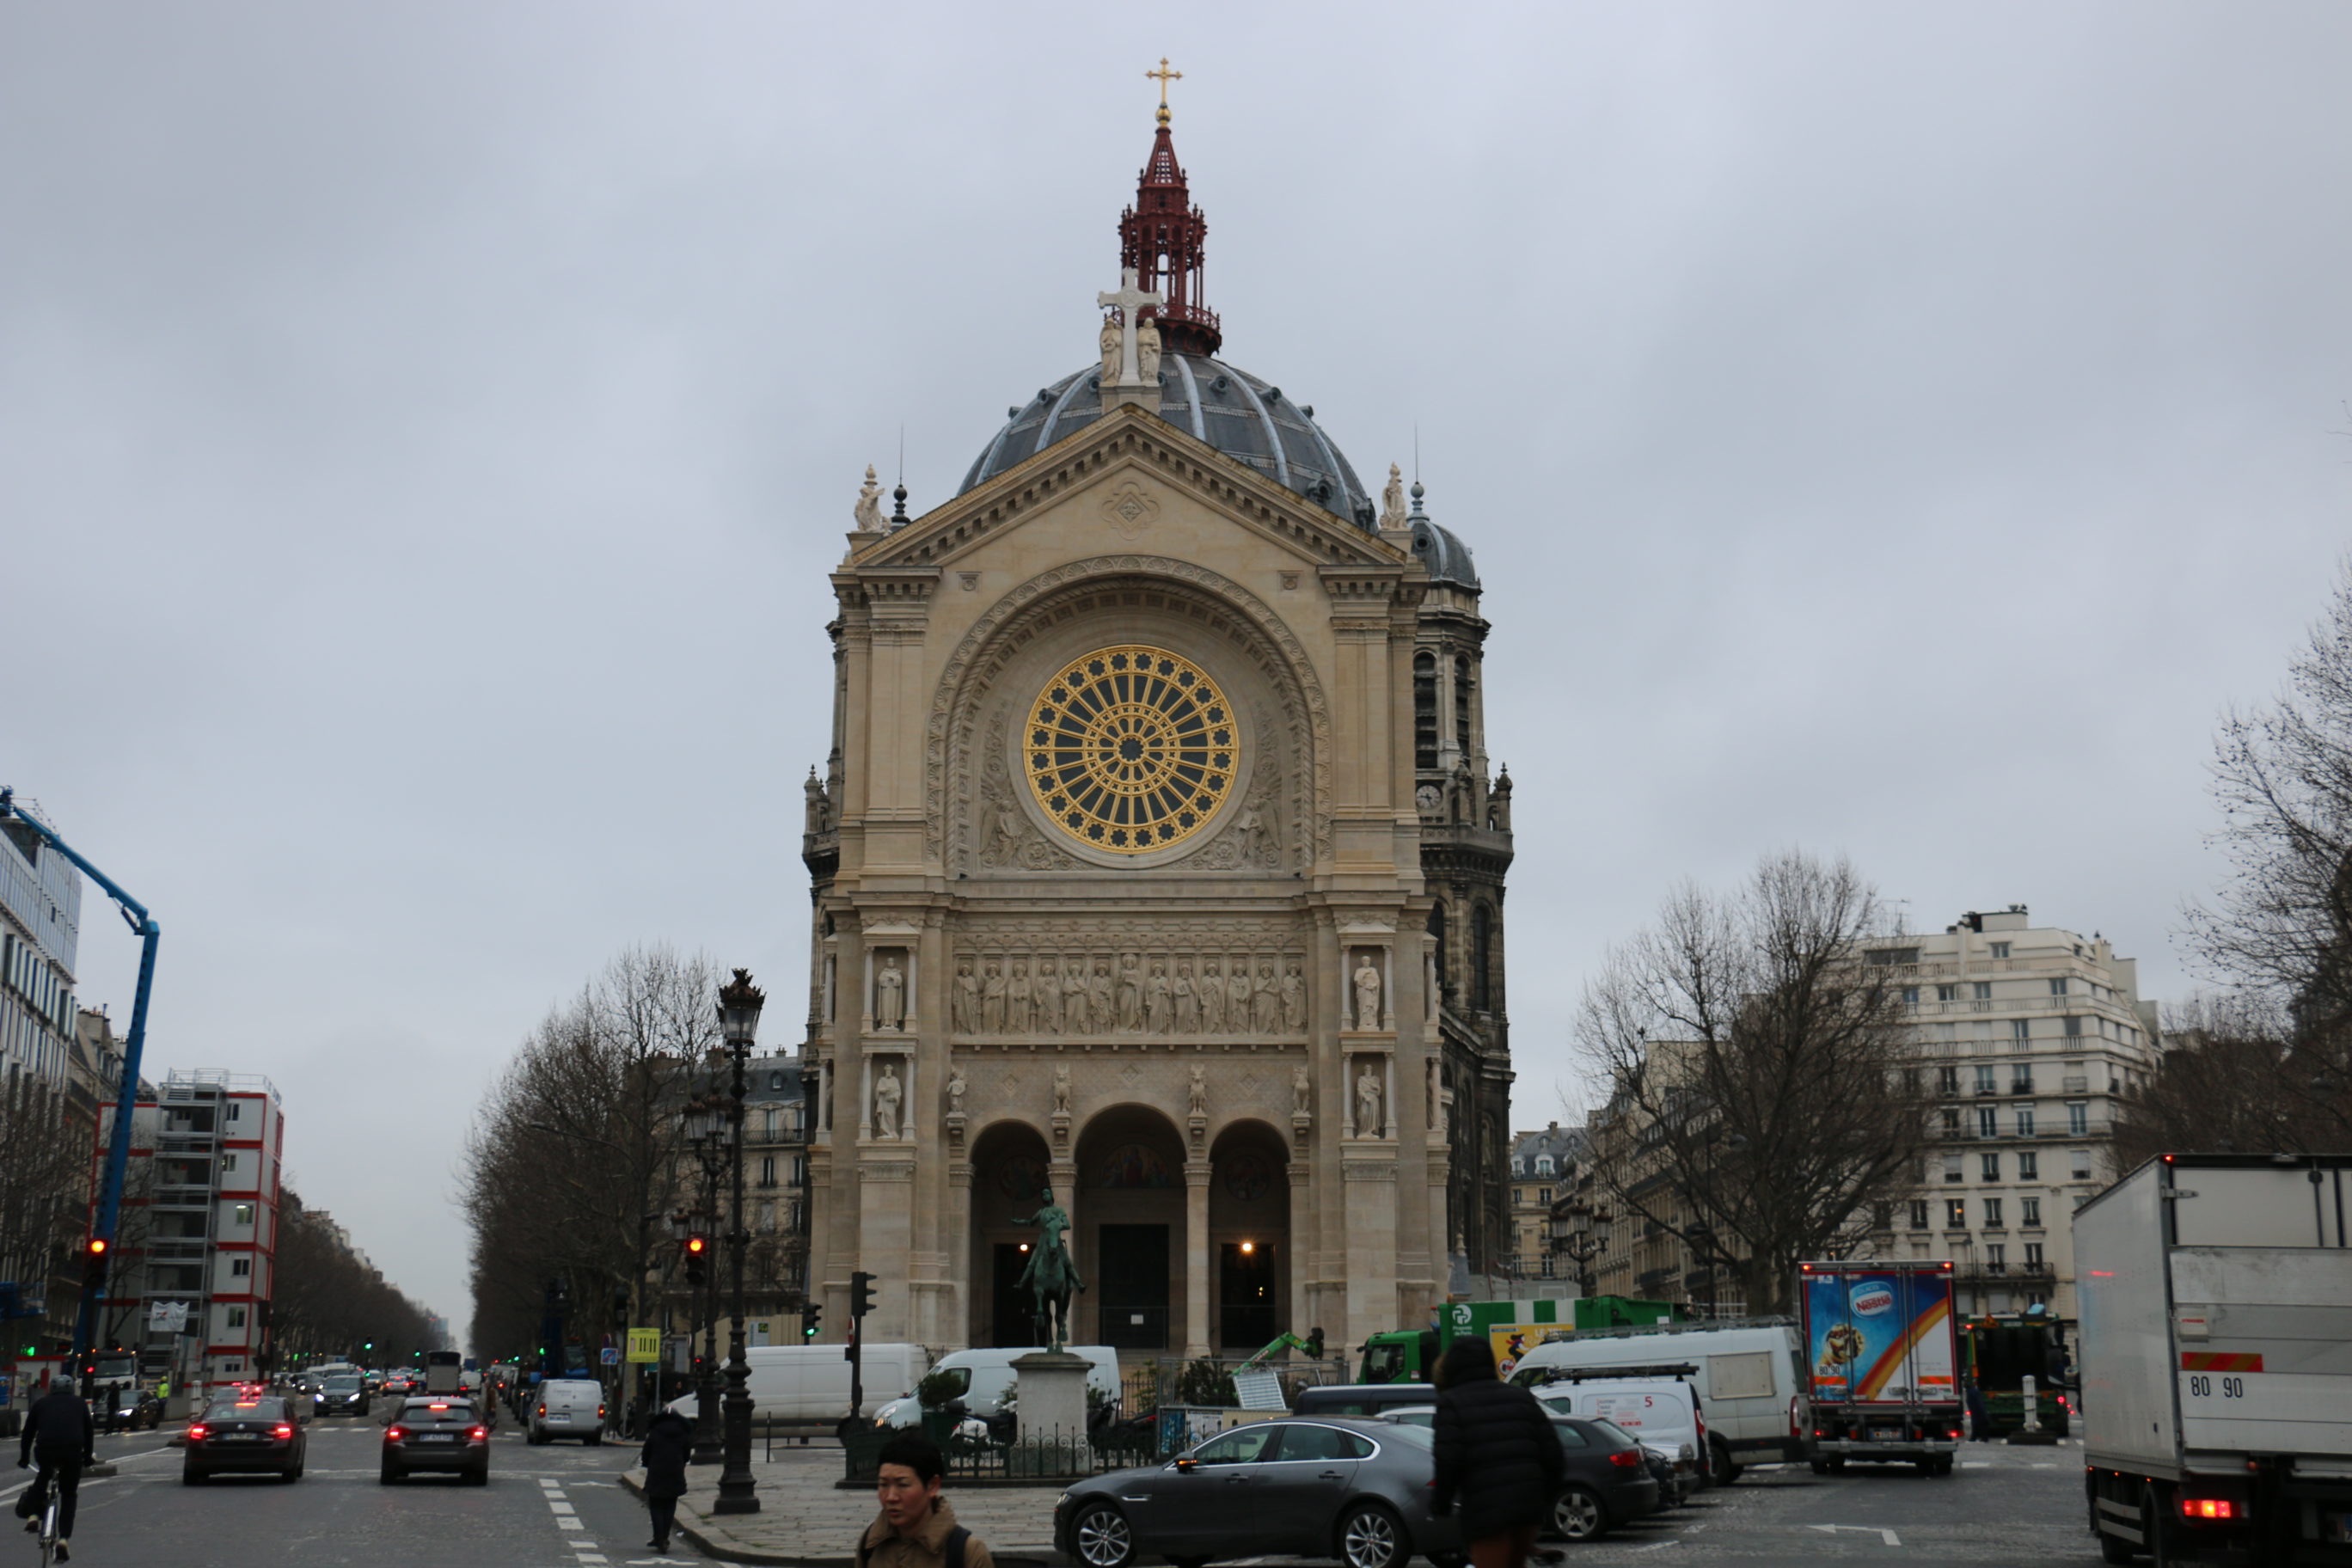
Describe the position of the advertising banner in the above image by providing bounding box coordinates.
[1804,1267,1957,1406]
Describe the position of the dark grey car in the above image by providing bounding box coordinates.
[1375,1406,1662,1541]
[1055,1418,1465,1568]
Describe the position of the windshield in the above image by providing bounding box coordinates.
[1361,1343,1405,1383]
[94,1357,137,1379]
[202,1399,283,1421]
[324,1376,363,1391]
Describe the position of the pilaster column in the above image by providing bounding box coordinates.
[1185,1161,1212,1359]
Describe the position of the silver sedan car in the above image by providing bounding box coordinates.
[1054,1416,1465,1568]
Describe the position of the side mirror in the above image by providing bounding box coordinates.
[1174,1456,1197,1473]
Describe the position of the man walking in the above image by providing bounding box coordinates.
[637,1405,695,1553]
[15,1378,96,1561]
[857,1434,995,1568]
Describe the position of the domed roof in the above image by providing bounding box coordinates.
[958,352,1377,530]
[1410,513,1480,589]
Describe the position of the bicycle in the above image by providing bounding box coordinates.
[30,1477,60,1568]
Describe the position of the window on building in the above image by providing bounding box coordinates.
[1984,1197,2004,1227]
[1938,984,1958,1002]
[2049,977,2069,996]
[2067,1101,2089,1136]
[230,1258,250,1277]
[227,1102,242,1122]
[1472,905,1493,1011]
[1940,1107,1961,1134]
[1990,941,2011,959]
[1937,1066,1960,1095]
[2011,1018,2031,1043]
[233,1204,253,1226]
[758,1155,777,1188]
[1973,981,1993,1001]
[1945,1198,1966,1229]
[1980,1153,2000,1181]
[1538,1187,1552,1204]
[1943,1153,1964,1183]
[1976,1106,1998,1138]
[221,1154,238,1173]
[2024,1241,2044,1268]
[1536,1155,1553,1174]
[1908,1200,1930,1230]
[1413,653,1438,771]
[1866,947,1920,967]
[1985,1243,2006,1272]
[2063,1015,2084,1038]
[2012,1067,2035,1093]
[1903,987,1920,1008]
[2016,1107,2036,1136]
[226,1307,247,1329]
[1975,1065,1996,1094]
[2020,1197,2042,1227]
[2018,1151,2039,1180]
[2070,1148,2093,1180]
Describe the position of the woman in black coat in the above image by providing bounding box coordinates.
[1430,1337,1565,1568]
[639,1409,695,1552]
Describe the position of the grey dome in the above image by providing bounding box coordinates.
[959,352,1376,530]
[1410,516,1480,589]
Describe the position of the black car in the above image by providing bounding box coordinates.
[381,1397,490,1485]
[183,1395,308,1484]
[105,1389,166,1431]
[317,1375,371,1417]
[1546,1416,1662,1541]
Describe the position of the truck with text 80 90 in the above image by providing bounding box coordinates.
[1796,1259,1963,1476]
[2077,1155,2352,1565]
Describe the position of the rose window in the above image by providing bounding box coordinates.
[1024,645,1236,854]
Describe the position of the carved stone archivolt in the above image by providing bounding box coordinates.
[930,558,1330,873]
[977,711,1083,871]
[949,933,1309,1040]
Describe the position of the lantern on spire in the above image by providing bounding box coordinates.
[1119,58,1221,357]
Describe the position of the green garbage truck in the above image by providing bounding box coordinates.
[1357,1296,1690,1383]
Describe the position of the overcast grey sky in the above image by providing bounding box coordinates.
[6,2,2347,1338]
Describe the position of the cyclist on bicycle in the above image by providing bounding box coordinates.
[15,1380,95,1562]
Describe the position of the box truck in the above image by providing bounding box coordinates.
[1796,1259,1962,1475]
[2077,1154,2352,1565]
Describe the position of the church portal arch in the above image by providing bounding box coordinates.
[967,1118,1056,1348]
[928,556,1332,874]
[1073,1103,1189,1351]
[1208,1118,1292,1351]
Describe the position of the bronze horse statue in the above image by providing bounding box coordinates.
[1011,1183,1086,1351]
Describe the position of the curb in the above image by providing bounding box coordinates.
[616,1469,1058,1567]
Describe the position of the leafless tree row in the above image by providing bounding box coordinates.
[1576,851,1932,1315]
[461,945,717,1362]
[0,1075,89,1332]
[270,1191,438,1364]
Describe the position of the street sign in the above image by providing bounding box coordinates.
[625,1328,660,1364]
[599,1345,621,1366]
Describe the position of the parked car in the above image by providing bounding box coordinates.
[1291,1382,1441,1421]
[1056,1417,1463,1568]
[1531,1379,1706,1504]
[529,1378,607,1445]
[1370,1406,1664,1538]
[381,1397,491,1485]
[183,1395,308,1484]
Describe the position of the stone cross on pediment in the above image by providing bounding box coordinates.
[1097,267,1165,388]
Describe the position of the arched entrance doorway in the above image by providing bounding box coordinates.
[1075,1106,1188,1352]
[968,1120,1054,1348]
[1209,1121,1292,1351]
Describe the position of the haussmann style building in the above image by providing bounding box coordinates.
[795,92,1515,1362]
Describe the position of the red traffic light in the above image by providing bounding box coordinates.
[684,1236,707,1255]
[86,1238,108,1257]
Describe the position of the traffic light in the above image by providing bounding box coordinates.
[684,1234,708,1286]
[850,1271,877,1320]
[612,1286,630,1321]
[801,1302,822,1340]
[82,1235,110,1289]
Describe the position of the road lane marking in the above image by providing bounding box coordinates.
[1809,1525,1902,1547]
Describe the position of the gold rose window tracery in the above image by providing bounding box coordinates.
[1025,645,1236,854]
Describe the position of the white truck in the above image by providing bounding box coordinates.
[2077,1154,2352,1565]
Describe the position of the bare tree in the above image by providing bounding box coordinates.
[2114,993,2352,1168]
[1577,851,1932,1315]
[270,1191,438,1365]
[0,1075,89,1345]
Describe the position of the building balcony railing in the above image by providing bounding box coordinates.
[1954,1261,2055,1286]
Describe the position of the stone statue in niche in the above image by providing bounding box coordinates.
[1008,962,1033,1033]
[1227,963,1253,1032]
[1352,954,1382,1032]
[1116,955,1143,1032]
[982,961,1007,1034]
[1053,1063,1071,1117]
[853,465,885,531]
[947,1064,967,1115]
[1145,961,1173,1033]
[874,1062,903,1139]
[1379,462,1407,530]
[1294,1063,1312,1116]
[1188,1063,1207,1118]
[1035,957,1062,1035]
[1356,1062,1382,1136]
[1280,962,1306,1031]
[952,959,979,1035]
[1173,963,1199,1033]
[1088,961,1115,1034]
[1136,315,1162,383]
[1198,961,1225,1032]
[875,956,906,1031]
[1252,961,1281,1033]
[1064,961,1093,1034]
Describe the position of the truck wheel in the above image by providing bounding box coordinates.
[2098,1528,2135,1565]
[1710,1437,1742,1485]
[2141,1485,2175,1568]
[1810,1458,1831,1476]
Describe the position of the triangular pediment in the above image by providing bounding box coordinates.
[849,404,1410,573]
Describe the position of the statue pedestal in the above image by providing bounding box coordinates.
[1012,1351,1092,1455]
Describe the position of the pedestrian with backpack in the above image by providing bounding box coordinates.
[858,1433,994,1568]
[637,1406,695,1553]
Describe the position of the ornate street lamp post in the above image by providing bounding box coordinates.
[685,1095,729,1466]
[1550,1199,1614,1299]
[713,969,765,1516]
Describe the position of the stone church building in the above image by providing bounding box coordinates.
[799,92,1515,1361]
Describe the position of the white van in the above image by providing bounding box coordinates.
[1510,1322,1806,1479]
[667,1343,930,1424]
[872,1345,1121,1429]
[528,1378,607,1445]
[1532,1377,1706,1503]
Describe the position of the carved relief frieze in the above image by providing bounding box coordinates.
[947,922,1310,1040]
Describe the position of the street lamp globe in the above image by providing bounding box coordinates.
[718,969,766,1052]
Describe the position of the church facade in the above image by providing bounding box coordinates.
[798,97,1515,1361]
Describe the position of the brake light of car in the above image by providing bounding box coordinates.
[273,1424,293,1439]
[537,1404,548,1417]
[385,1426,406,1442]
[1608,1449,1645,1468]
[469,1425,488,1441]
[2180,1498,2237,1522]
[597,1405,606,1419]
[428,1402,449,1411]
[187,1424,208,1441]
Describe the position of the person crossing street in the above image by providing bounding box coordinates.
[15,1380,95,1562]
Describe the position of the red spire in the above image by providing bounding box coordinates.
[1119,111,1221,356]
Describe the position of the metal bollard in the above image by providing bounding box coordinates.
[2020,1374,2042,1434]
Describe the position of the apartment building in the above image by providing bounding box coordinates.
[1505,1124,1580,1282]
[1885,907,2158,1319]
[0,807,80,1088]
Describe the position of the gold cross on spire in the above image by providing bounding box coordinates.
[1147,57,1182,126]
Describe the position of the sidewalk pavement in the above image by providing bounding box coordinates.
[618,1445,1065,1566]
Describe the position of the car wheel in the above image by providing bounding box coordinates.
[379,1462,401,1485]
[526,1428,546,1446]
[1069,1502,1135,1568]
[585,1432,602,1447]
[1711,1438,1742,1485]
[1552,1485,1610,1543]
[181,1468,206,1485]
[1338,1502,1409,1568]
[468,1467,489,1486]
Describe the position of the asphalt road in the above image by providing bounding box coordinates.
[5,1422,2101,1568]
[3,1415,691,1568]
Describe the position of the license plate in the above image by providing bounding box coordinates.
[222,1433,263,1442]
[1870,1429,1901,1442]
[548,1415,570,1424]
[416,1433,458,1443]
